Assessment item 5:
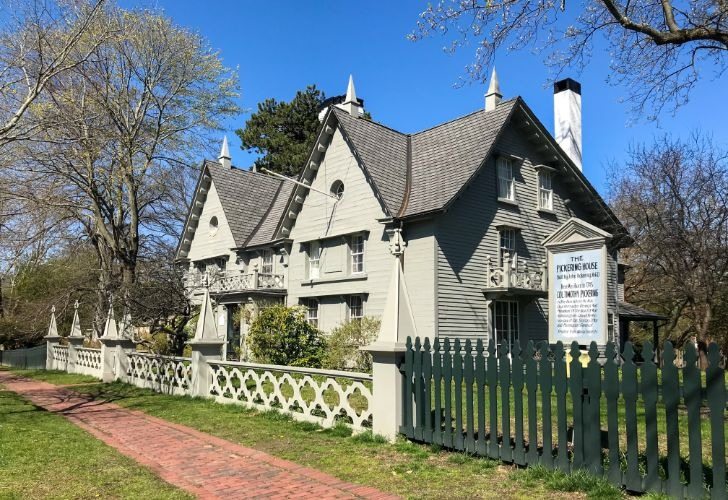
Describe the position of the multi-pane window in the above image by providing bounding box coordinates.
[499,229,516,266]
[497,157,515,201]
[261,250,273,274]
[494,301,519,354]
[348,295,364,322]
[350,235,364,274]
[607,312,614,343]
[306,298,319,328]
[538,170,553,210]
[308,241,321,279]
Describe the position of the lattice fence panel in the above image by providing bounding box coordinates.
[209,361,373,431]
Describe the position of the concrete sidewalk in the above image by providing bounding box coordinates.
[0,371,397,500]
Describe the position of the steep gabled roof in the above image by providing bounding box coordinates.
[245,181,294,248]
[333,108,409,215]
[176,161,287,260]
[405,99,517,216]
[274,97,629,247]
[205,161,284,247]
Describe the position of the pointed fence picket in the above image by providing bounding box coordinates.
[400,337,727,499]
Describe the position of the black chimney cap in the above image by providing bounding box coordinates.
[554,78,581,95]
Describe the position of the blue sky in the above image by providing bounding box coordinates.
[133,1,726,196]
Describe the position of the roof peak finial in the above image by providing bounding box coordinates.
[485,67,503,111]
[219,136,231,168]
[344,74,357,104]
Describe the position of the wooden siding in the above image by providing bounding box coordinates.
[403,220,437,340]
[435,122,619,344]
[286,128,392,332]
[186,181,242,272]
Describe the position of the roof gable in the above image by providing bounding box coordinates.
[333,108,409,215]
[404,99,518,216]
[176,161,285,260]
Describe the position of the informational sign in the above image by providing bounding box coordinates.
[550,247,606,344]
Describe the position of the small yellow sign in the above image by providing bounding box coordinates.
[565,349,590,377]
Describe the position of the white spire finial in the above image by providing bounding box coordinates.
[344,74,357,104]
[46,305,59,338]
[337,74,364,118]
[485,67,502,111]
[218,136,231,169]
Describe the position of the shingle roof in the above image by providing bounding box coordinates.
[405,100,517,216]
[333,108,408,215]
[246,181,294,247]
[618,301,667,321]
[204,161,284,247]
[330,100,517,218]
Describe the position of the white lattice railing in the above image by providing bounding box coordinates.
[75,347,102,376]
[52,345,69,370]
[126,352,192,395]
[208,361,373,431]
[484,255,547,293]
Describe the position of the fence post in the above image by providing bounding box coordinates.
[44,306,61,370]
[364,343,406,440]
[362,243,415,441]
[99,305,135,383]
[66,300,85,374]
[188,287,224,398]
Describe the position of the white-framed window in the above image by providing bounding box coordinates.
[308,241,321,279]
[538,170,553,210]
[261,250,274,274]
[497,157,515,201]
[499,228,516,266]
[305,298,319,328]
[350,235,365,274]
[494,300,519,353]
[347,295,364,322]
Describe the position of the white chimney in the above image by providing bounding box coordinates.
[553,78,582,170]
[218,135,231,169]
[484,67,502,112]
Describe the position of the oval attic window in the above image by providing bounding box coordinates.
[209,216,219,236]
[330,180,345,199]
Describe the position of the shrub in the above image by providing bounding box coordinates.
[322,317,380,372]
[247,305,324,367]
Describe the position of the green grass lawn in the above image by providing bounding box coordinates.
[6,369,633,499]
[0,384,189,499]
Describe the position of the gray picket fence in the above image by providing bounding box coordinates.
[401,338,727,499]
[0,345,47,370]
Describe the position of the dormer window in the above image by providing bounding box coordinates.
[209,216,219,236]
[497,157,515,202]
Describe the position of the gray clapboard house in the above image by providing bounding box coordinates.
[177,73,654,355]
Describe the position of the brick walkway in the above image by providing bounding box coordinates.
[0,372,397,500]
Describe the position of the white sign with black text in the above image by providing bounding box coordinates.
[549,247,606,344]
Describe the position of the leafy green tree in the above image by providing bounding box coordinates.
[236,86,325,177]
[322,317,380,373]
[247,305,324,367]
[0,246,97,348]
